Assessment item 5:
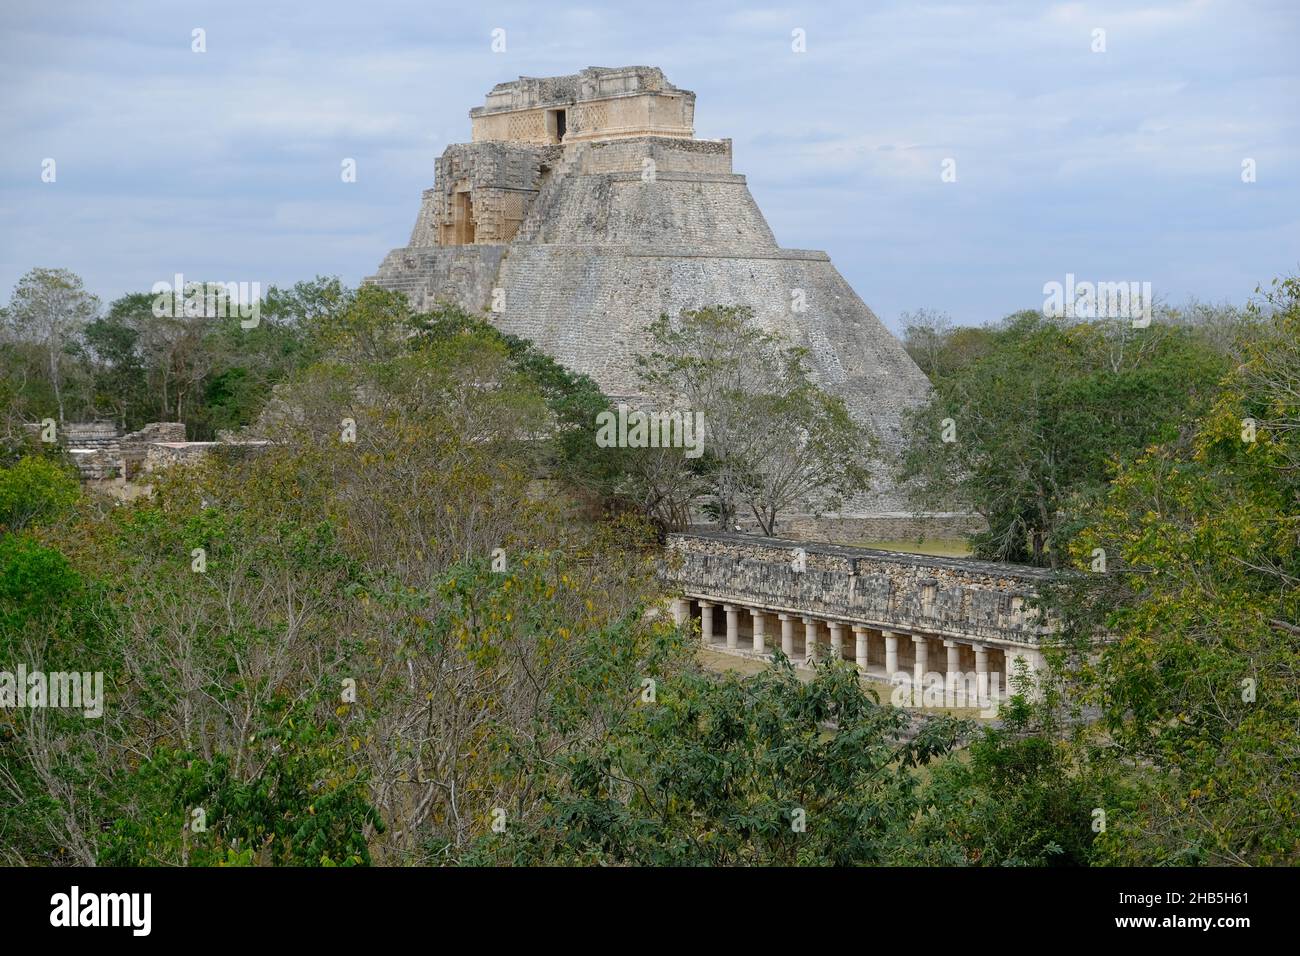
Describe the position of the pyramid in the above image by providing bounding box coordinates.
[368,66,935,517]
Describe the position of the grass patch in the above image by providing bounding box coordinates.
[856,538,972,557]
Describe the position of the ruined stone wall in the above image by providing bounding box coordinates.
[46,421,268,481]
[122,422,186,444]
[144,441,216,471]
[67,448,129,480]
[144,439,269,473]
[54,421,186,480]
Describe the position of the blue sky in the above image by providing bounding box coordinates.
[2,0,1297,330]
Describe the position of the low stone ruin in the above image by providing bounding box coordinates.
[53,421,184,480]
[33,421,265,481]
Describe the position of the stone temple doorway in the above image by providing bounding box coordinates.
[548,108,567,144]
[453,190,476,244]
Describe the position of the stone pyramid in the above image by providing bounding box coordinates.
[368,66,935,519]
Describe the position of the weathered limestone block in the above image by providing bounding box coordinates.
[122,422,186,444]
[371,245,507,313]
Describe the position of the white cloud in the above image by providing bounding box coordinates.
[1,0,1297,324]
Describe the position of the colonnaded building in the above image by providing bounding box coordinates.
[369,66,973,537]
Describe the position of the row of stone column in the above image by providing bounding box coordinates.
[674,596,1029,687]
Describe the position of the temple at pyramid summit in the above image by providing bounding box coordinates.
[368,66,956,532]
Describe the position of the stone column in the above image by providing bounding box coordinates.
[751,609,766,654]
[1005,646,1045,688]
[1003,648,1017,686]
[699,601,714,647]
[883,631,899,679]
[829,623,844,659]
[853,626,869,670]
[943,640,961,705]
[672,598,690,626]
[803,617,818,664]
[724,604,739,649]
[779,614,795,657]
[972,642,989,703]
[912,635,930,684]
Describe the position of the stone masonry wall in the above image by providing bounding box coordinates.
[42,421,262,481]
[579,136,733,175]
[370,245,507,314]
[489,239,931,512]
[521,172,777,247]
[664,532,1055,646]
[122,422,186,444]
[61,421,120,445]
[54,421,186,480]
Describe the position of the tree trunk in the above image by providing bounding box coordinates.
[49,344,64,422]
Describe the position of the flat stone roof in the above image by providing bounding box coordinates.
[472,65,692,116]
[670,531,1057,582]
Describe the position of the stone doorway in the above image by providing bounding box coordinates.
[453,190,476,244]
[547,108,567,144]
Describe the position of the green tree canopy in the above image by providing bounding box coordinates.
[1056,277,1300,865]
[472,657,964,866]
[898,312,1228,565]
[637,306,873,535]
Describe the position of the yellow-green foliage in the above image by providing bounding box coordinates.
[1065,277,1300,865]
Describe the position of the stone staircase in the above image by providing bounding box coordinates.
[514,143,586,244]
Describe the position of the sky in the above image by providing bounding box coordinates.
[1,0,1297,331]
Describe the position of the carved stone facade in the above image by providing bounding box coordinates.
[661,532,1055,702]
[663,532,1054,648]
[417,142,564,247]
[470,66,695,145]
